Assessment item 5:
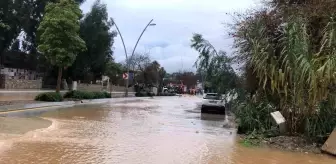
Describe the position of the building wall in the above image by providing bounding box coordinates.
[1,67,40,80]
[4,78,42,89]
[77,83,133,92]
[0,67,42,89]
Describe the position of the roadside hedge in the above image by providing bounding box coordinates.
[35,92,63,102]
[64,90,111,99]
[157,93,176,96]
[135,91,155,97]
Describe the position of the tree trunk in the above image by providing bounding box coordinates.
[56,67,63,93]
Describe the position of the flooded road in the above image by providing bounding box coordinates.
[0,97,334,164]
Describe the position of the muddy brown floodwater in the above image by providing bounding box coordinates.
[0,97,334,164]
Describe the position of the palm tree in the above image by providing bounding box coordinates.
[190,33,237,94]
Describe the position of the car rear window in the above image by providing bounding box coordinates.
[204,94,221,100]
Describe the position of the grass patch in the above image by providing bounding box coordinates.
[239,130,265,147]
[239,139,257,147]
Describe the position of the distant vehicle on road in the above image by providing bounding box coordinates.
[201,93,225,115]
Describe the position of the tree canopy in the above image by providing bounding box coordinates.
[37,0,86,92]
[68,0,117,82]
[0,0,85,56]
[191,33,237,94]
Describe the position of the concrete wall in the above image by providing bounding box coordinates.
[1,67,40,80]
[4,78,42,89]
[0,67,42,89]
[77,84,104,92]
[77,83,133,92]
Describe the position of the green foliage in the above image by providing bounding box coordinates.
[92,91,112,99]
[158,67,166,92]
[105,60,124,84]
[64,90,111,99]
[135,91,155,97]
[129,53,162,86]
[190,33,237,94]
[230,0,336,139]
[157,93,176,96]
[0,0,25,53]
[0,0,85,67]
[239,131,264,147]
[235,98,277,135]
[135,91,148,97]
[142,61,161,85]
[191,33,218,69]
[0,20,10,30]
[35,92,63,102]
[69,0,117,81]
[306,98,336,143]
[37,0,86,92]
[37,0,86,68]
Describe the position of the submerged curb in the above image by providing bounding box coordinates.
[0,101,76,113]
[0,95,136,115]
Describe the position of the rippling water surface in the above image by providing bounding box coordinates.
[0,97,334,164]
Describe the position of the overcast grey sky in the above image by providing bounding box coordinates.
[81,0,258,73]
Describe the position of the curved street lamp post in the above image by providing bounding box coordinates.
[113,19,156,97]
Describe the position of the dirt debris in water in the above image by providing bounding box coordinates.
[239,134,323,154]
[264,136,322,154]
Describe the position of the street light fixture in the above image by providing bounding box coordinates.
[112,19,156,97]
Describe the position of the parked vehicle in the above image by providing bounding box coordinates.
[201,93,225,115]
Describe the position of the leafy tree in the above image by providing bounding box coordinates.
[0,19,10,32]
[143,60,160,86]
[68,0,117,82]
[191,33,237,94]
[0,0,26,57]
[37,0,86,92]
[158,67,166,92]
[105,60,123,85]
[10,39,20,51]
[126,52,151,83]
[21,0,85,54]
[127,52,151,72]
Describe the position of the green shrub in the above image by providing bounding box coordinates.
[35,92,63,102]
[157,93,176,96]
[135,91,147,97]
[234,99,277,136]
[306,100,336,143]
[92,92,104,99]
[103,91,111,98]
[64,90,111,99]
[135,91,156,97]
[147,92,155,96]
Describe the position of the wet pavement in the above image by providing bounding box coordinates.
[0,97,334,164]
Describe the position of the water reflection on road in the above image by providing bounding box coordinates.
[0,97,334,164]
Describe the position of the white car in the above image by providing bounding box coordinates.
[201,93,225,114]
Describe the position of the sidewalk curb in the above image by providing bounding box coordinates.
[0,97,136,115]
